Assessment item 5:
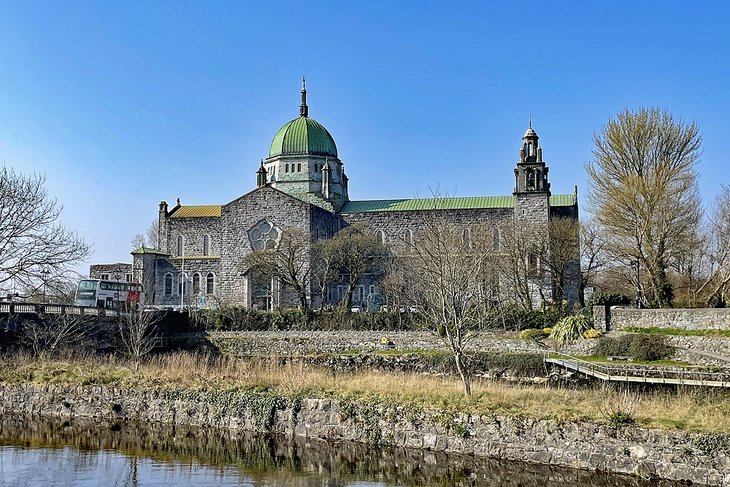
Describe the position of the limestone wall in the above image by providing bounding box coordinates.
[0,383,727,485]
[595,307,730,331]
[201,330,596,356]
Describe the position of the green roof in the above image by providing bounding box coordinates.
[269,116,338,158]
[340,194,576,213]
[549,194,576,206]
[131,247,169,256]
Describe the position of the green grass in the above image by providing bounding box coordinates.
[623,326,730,337]
[549,353,692,368]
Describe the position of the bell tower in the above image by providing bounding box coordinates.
[513,119,551,225]
[514,118,550,195]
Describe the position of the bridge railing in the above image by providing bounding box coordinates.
[546,351,730,384]
[0,303,121,317]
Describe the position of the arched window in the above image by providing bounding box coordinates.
[462,228,471,249]
[403,229,413,246]
[192,273,201,294]
[297,163,301,172]
[164,273,173,296]
[285,163,289,173]
[176,235,184,256]
[203,235,210,256]
[492,227,500,251]
[206,273,215,295]
[375,230,385,244]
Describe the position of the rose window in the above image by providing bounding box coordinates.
[247,220,281,251]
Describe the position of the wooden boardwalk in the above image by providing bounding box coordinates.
[546,354,730,388]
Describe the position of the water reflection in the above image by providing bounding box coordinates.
[0,415,679,486]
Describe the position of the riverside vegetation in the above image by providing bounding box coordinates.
[2,351,730,435]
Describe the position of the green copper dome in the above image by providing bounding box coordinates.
[269,116,338,158]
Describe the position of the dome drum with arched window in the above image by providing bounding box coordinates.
[261,79,349,211]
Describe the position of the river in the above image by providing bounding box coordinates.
[0,415,679,486]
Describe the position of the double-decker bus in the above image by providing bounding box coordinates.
[74,279,144,309]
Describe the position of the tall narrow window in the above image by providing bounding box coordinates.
[177,235,184,256]
[492,227,500,251]
[285,163,289,173]
[203,235,210,256]
[462,228,471,249]
[206,273,215,295]
[375,230,385,244]
[192,273,201,294]
[297,163,301,172]
[403,229,413,246]
[164,273,173,296]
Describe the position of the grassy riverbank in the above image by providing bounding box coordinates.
[2,352,730,434]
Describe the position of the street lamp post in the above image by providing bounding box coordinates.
[40,269,50,304]
[633,260,642,309]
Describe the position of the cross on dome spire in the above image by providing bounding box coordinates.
[299,77,308,118]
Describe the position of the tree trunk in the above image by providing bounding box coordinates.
[453,350,472,397]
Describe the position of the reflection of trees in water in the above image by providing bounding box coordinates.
[0,415,670,487]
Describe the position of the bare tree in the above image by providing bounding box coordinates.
[497,221,541,310]
[0,167,91,294]
[695,185,730,306]
[131,220,160,250]
[146,220,159,249]
[21,313,89,359]
[118,310,160,371]
[541,217,580,303]
[586,108,703,307]
[405,217,500,396]
[311,238,338,310]
[578,218,610,306]
[325,222,390,310]
[131,233,146,250]
[242,227,312,313]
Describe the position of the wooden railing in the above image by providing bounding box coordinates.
[545,352,730,388]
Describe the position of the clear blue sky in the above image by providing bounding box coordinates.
[1,1,728,272]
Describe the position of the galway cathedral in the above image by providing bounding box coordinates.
[93,81,579,309]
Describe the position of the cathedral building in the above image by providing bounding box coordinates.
[109,81,579,309]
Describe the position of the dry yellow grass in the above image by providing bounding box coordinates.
[2,351,730,434]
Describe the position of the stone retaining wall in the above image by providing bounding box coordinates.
[0,383,727,485]
[199,330,596,357]
[595,307,730,331]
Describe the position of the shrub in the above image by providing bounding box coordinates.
[519,329,547,341]
[502,302,570,331]
[583,328,602,339]
[205,307,419,332]
[599,386,638,428]
[628,334,675,361]
[550,314,592,347]
[593,334,675,361]
[418,351,545,377]
[587,292,631,307]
